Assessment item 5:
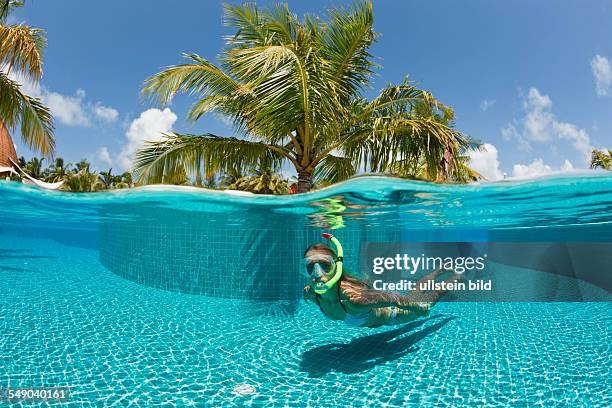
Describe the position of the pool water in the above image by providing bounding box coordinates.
[0,175,611,406]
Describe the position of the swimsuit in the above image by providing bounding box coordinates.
[389,305,398,323]
[343,311,372,327]
[314,285,373,327]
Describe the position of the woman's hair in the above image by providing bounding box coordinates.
[303,243,335,257]
[303,243,371,289]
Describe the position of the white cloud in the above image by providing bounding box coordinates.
[501,87,593,163]
[6,72,118,127]
[93,104,119,122]
[511,158,575,179]
[117,108,177,170]
[466,145,580,181]
[14,74,41,97]
[554,122,592,161]
[591,54,612,97]
[45,88,90,126]
[561,159,574,172]
[467,143,504,181]
[480,99,496,112]
[512,159,552,178]
[501,122,531,151]
[522,88,553,142]
[97,147,113,166]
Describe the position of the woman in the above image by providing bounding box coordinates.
[303,234,461,328]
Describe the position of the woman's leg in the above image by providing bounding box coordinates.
[363,306,425,327]
[412,273,465,305]
[415,268,447,288]
[360,270,463,328]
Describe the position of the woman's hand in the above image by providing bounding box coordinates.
[303,284,315,301]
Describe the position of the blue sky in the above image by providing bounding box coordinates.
[9,0,612,179]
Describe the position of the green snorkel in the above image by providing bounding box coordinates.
[314,233,344,295]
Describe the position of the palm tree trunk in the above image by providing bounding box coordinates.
[297,168,312,193]
[436,144,455,182]
[0,121,18,175]
[195,166,202,187]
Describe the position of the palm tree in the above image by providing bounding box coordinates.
[590,149,611,170]
[119,171,133,186]
[72,158,90,172]
[60,158,103,192]
[46,157,69,182]
[218,166,244,188]
[99,168,114,189]
[62,170,101,192]
[203,173,216,189]
[134,2,476,192]
[23,155,42,178]
[0,0,54,168]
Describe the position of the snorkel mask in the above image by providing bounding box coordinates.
[302,254,335,280]
[302,233,344,295]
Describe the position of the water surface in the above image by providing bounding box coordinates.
[0,175,610,406]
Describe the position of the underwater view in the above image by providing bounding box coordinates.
[1,175,611,406]
[2,1,612,406]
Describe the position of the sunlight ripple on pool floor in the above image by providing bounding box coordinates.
[0,236,609,407]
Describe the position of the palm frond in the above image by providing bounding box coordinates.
[322,0,376,100]
[263,3,299,45]
[0,72,54,156]
[313,154,356,183]
[453,155,484,182]
[142,53,242,106]
[188,94,244,122]
[345,113,471,179]
[18,93,54,157]
[333,80,474,181]
[132,132,290,184]
[223,3,270,47]
[359,80,444,121]
[590,149,612,170]
[0,24,46,80]
[226,43,318,142]
[0,71,21,128]
[0,1,24,23]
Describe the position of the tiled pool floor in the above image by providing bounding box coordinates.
[0,235,610,407]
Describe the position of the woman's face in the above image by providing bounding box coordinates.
[303,248,336,283]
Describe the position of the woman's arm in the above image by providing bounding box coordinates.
[341,283,430,314]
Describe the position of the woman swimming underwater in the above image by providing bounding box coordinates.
[303,234,462,328]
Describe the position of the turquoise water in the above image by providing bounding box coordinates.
[0,174,611,406]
